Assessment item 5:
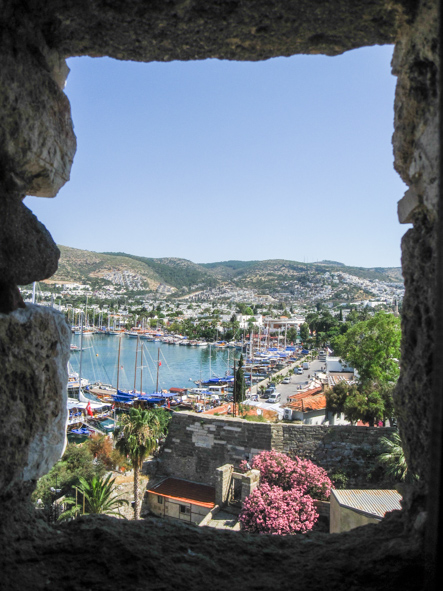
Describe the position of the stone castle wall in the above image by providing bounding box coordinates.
[159,412,396,488]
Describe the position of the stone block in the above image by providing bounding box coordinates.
[0,305,70,500]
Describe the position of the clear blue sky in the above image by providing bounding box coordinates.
[26,46,409,268]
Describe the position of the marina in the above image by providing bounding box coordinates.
[68,332,244,392]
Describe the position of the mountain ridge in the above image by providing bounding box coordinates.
[49,245,403,294]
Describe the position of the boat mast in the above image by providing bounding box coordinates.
[116,334,122,394]
[115,334,122,426]
[156,348,160,393]
[133,336,139,391]
[233,358,236,418]
[140,342,144,395]
[249,328,253,395]
[78,312,84,400]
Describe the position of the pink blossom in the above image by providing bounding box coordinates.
[247,450,332,500]
[239,483,318,535]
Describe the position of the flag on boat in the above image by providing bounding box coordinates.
[158,361,162,367]
[86,401,93,417]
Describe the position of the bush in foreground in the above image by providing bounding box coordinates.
[239,483,318,535]
[239,451,332,535]
[241,450,332,500]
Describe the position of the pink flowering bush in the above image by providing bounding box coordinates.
[240,450,332,501]
[289,456,332,501]
[239,482,318,535]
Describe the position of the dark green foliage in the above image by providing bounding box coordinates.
[333,312,401,387]
[115,408,163,519]
[150,407,172,437]
[234,354,246,403]
[299,323,310,342]
[32,443,105,515]
[58,473,129,520]
[326,381,396,426]
[378,431,415,482]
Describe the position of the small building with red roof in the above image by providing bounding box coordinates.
[146,477,216,524]
[284,386,350,426]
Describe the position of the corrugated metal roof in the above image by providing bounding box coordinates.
[332,489,402,519]
[147,478,216,508]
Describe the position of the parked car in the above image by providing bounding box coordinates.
[282,377,291,384]
[267,392,281,404]
[294,368,303,375]
[264,386,276,398]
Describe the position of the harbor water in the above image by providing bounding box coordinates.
[69,334,243,392]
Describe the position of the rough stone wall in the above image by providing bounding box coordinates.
[159,413,396,488]
[392,0,439,487]
[0,2,76,312]
[0,305,70,510]
[37,0,404,61]
[0,0,439,587]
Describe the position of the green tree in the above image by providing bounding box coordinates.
[326,381,354,416]
[234,354,246,403]
[343,386,386,426]
[286,327,298,344]
[115,408,160,520]
[299,322,310,342]
[326,380,395,427]
[32,443,105,510]
[59,473,129,520]
[333,311,401,388]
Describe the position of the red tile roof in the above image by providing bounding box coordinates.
[147,478,215,508]
[288,386,323,400]
[286,390,327,412]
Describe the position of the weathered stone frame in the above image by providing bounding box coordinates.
[0,1,440,588]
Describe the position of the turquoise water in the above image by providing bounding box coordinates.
[69,334,242,392]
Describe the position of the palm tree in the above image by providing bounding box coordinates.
[378,431,412,482]
[115,408,160,520]
[58,473,129,520]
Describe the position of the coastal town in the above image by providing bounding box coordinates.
[29,260,403,536]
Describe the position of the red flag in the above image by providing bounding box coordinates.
[158,361,162,367]
[86,401,93,417]
[167,399,171,409]
[111,404,115,410]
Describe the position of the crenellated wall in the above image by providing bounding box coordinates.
[159,412,396,488]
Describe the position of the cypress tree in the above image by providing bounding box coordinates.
[235,354,246,403]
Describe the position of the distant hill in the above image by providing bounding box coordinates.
[48,246,403,295]
[201,258,402,285]
[318,260,345,267]
[52,246,163,290]
[103,253,218,290]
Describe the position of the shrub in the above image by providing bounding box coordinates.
[329,470,349,489]
[239,483,318,535]
[289,456,332,501]
[241,450,332,501]
[87,434,114,469]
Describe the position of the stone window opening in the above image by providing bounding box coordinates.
[0,1,440,589]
